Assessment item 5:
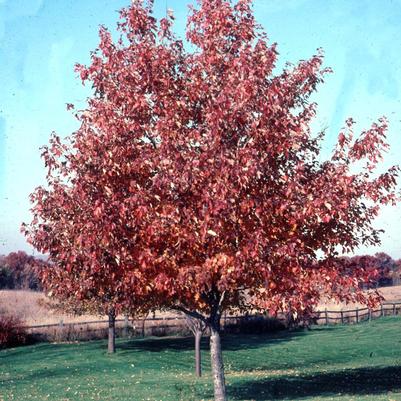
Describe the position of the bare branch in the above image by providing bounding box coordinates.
[185,315,207,335]
[171,305,208,324]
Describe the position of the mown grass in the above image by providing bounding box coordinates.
[1,317,401,400]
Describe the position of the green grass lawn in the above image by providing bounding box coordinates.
[1,317,401,401]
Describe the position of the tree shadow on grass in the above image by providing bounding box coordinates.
[228,365,401,400]
[117,330,307,354]
[118,335,201,353]
[222,330,308,352]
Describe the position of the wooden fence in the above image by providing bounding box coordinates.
[312,302,401,325]
[22,302,401,341]
[23,315,192,342]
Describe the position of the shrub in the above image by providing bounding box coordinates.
[0,251,45,291]
[0,266,14,289]
[223,315,285,335]
[0,315,27,348]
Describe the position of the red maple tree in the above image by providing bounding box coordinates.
[23,1,399,399]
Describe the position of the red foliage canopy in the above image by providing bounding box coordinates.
[23,1,400,398]
[23,0,399,327]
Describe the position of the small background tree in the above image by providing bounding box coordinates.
[0,251,46,291]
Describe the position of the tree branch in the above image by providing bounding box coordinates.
[171,305,208,324]
[185,315,207,335]
[218,290,226,311]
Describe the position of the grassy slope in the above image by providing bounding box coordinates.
[1,317,401,401]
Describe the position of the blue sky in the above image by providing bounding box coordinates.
[0,0,400,257]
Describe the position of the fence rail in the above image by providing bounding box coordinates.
[23,315,183,330]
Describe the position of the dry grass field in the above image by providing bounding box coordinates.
[0,290,177,326]
[1,285,401,327]
[0,290,105,325]
[378,285,401,302]
[0,290,188,342]
[317,285,401,312]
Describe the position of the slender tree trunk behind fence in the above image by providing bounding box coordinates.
[195,330,202,378]
[141,314,148,338]
[123,315,129,338]
[185,315,206,377]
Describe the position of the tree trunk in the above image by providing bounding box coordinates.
[195,329,202,377]
[108,309,116,354]
[210,325,227,401]
[184,314,207,377]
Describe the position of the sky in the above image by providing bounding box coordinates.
[0,0,400,258]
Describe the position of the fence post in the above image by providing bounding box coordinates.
[368,308,372,322]
[325,309,328,325]
[141,317,146,338]
[393,303,396,316]
[123,315,129,338]
[57,320,64,342]
[341,310,344,324]
[356,307,359,324]
[381,304,384,317]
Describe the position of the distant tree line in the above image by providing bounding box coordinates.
[342,252,401,288]
[0,251,48,291]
